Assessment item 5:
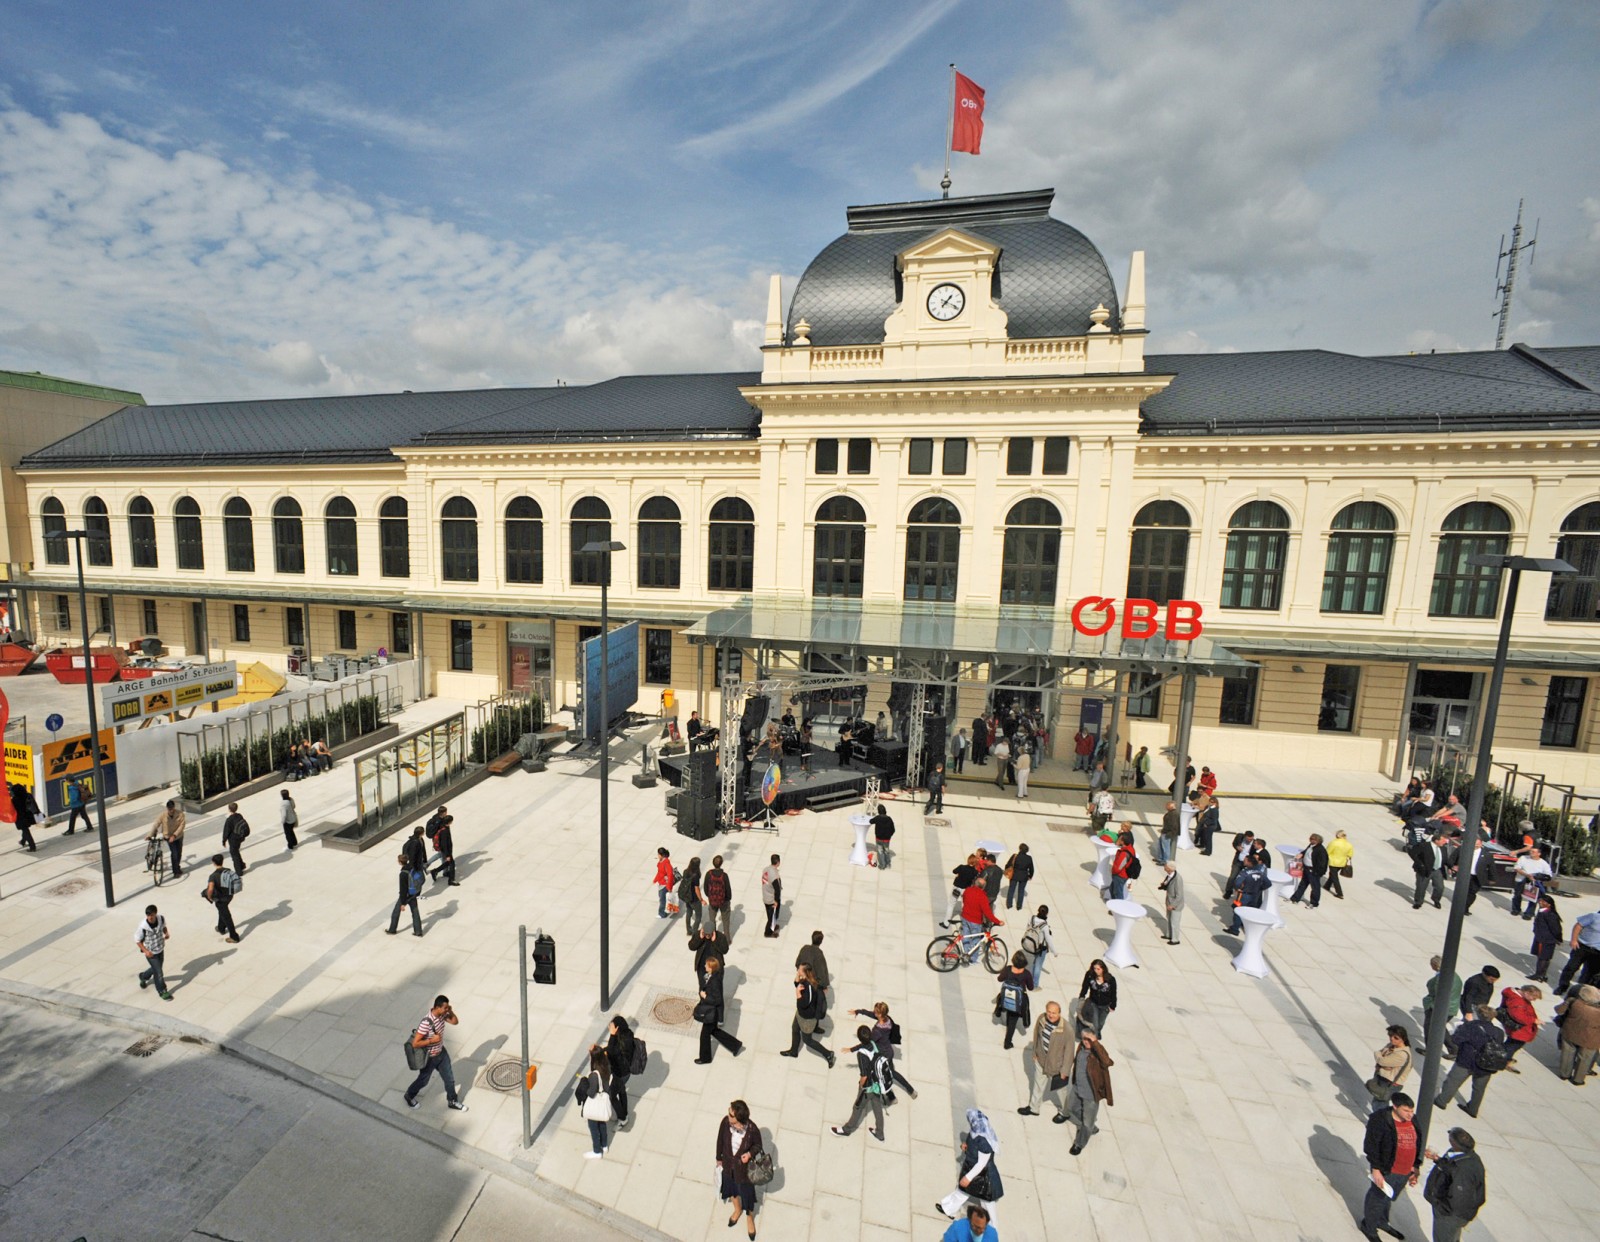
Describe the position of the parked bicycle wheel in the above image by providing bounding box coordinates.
[982,937,1008,973]
[148,842,165,887]
[926,935,961,972]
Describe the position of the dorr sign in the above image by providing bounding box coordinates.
[1069,597,1204,641]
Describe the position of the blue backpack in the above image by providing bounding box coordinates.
[407,868,425,898]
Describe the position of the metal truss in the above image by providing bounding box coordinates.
[903,682,927,791]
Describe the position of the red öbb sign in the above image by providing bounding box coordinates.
[1069,597,1203,641]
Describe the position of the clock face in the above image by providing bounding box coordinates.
[927,283,965,321]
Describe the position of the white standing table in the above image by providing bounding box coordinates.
[1104,899,1146,969]
[1232,906,1276,977]
[1263,868,1292,928]
[847,814,872,867]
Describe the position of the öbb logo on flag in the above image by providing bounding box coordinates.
[951,71,984,154]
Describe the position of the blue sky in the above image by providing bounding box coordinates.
[0,0,1596,402]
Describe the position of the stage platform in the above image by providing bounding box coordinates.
[657,747,896,816]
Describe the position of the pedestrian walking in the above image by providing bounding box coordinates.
[1530,895,1562,981]
[402,821,429,875]
[1366,1025,1412,1107]
[386,850,423,936]
[830,1024,890,1142]
[1109,832,1138,901]
[991,738,1010,789]
[10,781,37,851]
[278,788,299,850]
[716,1099,763,1239]
[221,802,250,875]
[428,811,458,886]
[1159,862,1184,945]
[135,903,174,1000]
[1510,847,1553,918]
[64,777,90,835]
[796,929,831,991]
[678,858,704,937]
[1002,844,1033,910]
[1064,1028,1114,1155]
[1157,802,1180,864]
[936,1108,1004,1222]
[694,956,743,1062]
[1410,833,1447,910]
[781,964,835,1065]
[995,952,1034,1049]
[594,1014,637,1124]
[1016,999,1070,1120]
[760,854,782,936]
[704,855,733,938]
[979,850,1004,905]
[951,728,969,774]
[1554,984,1600,1085]
[926,762,947,814]
[204,853,242,942]
[1014,749,1030,800]
[1553,906,1600,995]
[1460,966,1500,1019]
[1358,1094,1421,1242]
[1498,984,1542,1069]
[1423,955,1463,1036]
[404,995,467,1111]
[691,925,730,975]
[148,799,186,879]
[942,1205,998,1242]
[1021,905,1054,978]
[848,1002,916,1099]
[653,846,675,919]
[1077,960,1117,1036]
[1434,1005,1509,1117]
[970,714,989,766]
[1133,745,1151,790]
[577,1047,613,1158]
[1325,828,1353,898]
[943,855,980,927]
[870,804,896,871]
[1422,1128,1487,1242]
[1289,833,1329,907]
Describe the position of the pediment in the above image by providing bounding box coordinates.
[896,227,1000,268]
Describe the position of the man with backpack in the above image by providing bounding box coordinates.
[204,852,242,943]
[1109,833,1140,901]
[427,808,458,886]
[1226,855,1269,935]
[1433,1004,1509,1118]
[387,850,424,936]
[221,802,251,876]
[829,1024,890,1143]
[704,855,733,939]
[64,777,90,835]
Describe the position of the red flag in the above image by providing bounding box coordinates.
[951,72,985,155]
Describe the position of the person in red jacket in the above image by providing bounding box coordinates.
[1198,766,1219,797]
[1498,984,1542,1070]
[654,847,676,920]
[1110,832,1138,901]
[960,882,1001,959]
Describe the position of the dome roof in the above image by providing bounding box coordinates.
[786,189,1121,347]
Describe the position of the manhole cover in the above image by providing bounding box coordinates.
[45,878,94,898]
[925,817,951,829]
[124,1036,167,1058]
[652,996,696,1026]
[482,1057,525,1092]
[1046,820,1072,833]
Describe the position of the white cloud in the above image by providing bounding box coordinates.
[261,83,453,151]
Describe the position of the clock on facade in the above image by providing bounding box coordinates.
[926,283,965,321]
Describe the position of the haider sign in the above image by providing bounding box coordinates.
[1068,597,1204,641]
[100,661,239,725]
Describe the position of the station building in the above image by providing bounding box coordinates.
[7,187,1600,786]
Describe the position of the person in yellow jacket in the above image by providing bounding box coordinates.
[1325,829,1355,900]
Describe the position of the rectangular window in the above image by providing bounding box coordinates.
[1318,665,1360,732]
[907,438,934,475]
[450,619,473,672]
[55,594,71,631]
[942,438,968,475]
[285,607,305,648]
[1219,672,1257,726]
[1126,672,1162,720]
[1042,437,1071,475]
[715,646,743,685]
[846,438,872,474]
[1006,437,1034,476]
[644,628,673,685]
[97,596,112,635]
[1541,676,1588,748]
[142,598,158,636]
[814,439,838,474]
[390,612,411,655]
[233,604,251,643]
[337,609,357,650]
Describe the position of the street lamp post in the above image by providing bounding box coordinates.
[46,530,117,908]
[582,538,626,1011]
[1412,554,1574,1149]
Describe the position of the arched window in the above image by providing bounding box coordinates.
[1126,500,1190,604]
[223,498,255,572]
[325,497,358,576]
[41,497,68,565]
[1000,498,1061,606]
[272,498,305,574]
[903,497,961,602]
[440,497,479,582]
[1220,501,1290,610]
[1430,502,1511,618]
[174,497,204,570]
[127,496,158,568]
[570,497,613,585]
[505,497,544,584]
[1547,501,1600,622]
[637,497,682,589]
[707,496,754,592]
[813,496,866,599]
[1321,501,1395,614]
[379,497,410,578]
[84,496,112,567]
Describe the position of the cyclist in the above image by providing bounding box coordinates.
[959,875,1002,962]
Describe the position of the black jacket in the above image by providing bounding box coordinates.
[1079,971,1117,1011]
[604,1027,635,1080]
[1460,973,1496,1016]
[1303,843,1329,876]
[1449,1018,1505,1074]
[222,812,249,845]
[1362,1106,1421,1176]
[1531,907,1563,947]
[691,931,730,975]
[795,981,824,1021]
[699,968,726,1024]
[1424,1150,1486,1221]
[1007,851,1035,883]
[1410,839,1443,875]
[951,863,978,891]
[402,833,427,873]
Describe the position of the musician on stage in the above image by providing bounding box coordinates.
[836,726,854,770]
[799,723,813,776]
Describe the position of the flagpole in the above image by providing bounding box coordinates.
[941,63,955,198]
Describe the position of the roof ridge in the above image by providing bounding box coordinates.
[1510,343,1595,391]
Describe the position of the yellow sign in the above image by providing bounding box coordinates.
[142,690,174,714]
[110,698,142,724]
[174,683,204,707]
[4,741,32,790]
[43,729,116,781]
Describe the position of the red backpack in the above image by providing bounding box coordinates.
[705,869,729,907]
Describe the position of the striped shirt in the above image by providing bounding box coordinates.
[135,915,167,954]
[416,1012,447,1058]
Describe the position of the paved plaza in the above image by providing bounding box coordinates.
[2,700,1597,1241]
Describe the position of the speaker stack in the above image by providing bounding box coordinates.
[677,748,721,840]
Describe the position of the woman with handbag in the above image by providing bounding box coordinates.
[780,964,835,1065]
[716,1098,765,1238]
[1325,830,1354,899]
[577,1048,613,1159]
[936,1107,1004,1223]
[695,956,744,1063]
[1367,1025,1413,1108]
[1077,959,1117,1037]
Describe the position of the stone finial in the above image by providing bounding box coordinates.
[764,274,784,347]
[792,318,812,346]
[1089,303,1112,333]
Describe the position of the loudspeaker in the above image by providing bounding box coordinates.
[683,750,718,798]
[922,715,949,781]
[887,682,913,712]
[739,694,769,734]
[677,795,719,840]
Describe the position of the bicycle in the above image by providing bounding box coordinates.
[145,836,166,887]
[926,923,1008,973]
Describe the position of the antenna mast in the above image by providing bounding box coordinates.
[1492,199,1538,350]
